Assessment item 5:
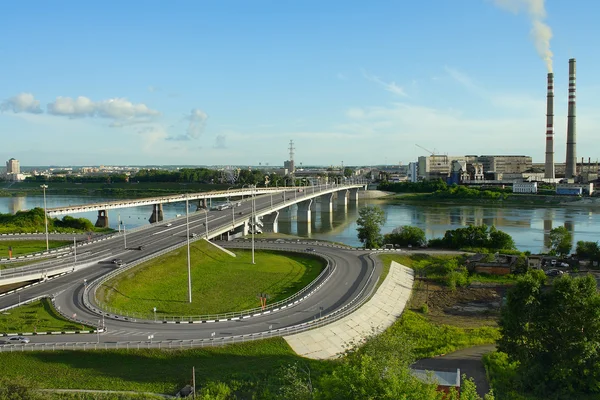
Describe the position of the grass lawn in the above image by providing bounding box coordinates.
[0,338,333,396]
[0,240,71,258]
[0,299,94,334]
[96,240,325,317]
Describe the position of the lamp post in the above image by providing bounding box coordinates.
[123,223,127,249]
[227,186,234,205]
[186,196,192,304]
[40,184,49,251]
[73,237,77,264]
[251,185,256,264]
[204,208,209,238]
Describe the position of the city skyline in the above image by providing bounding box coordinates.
[2,0,600,166]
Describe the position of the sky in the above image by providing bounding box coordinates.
[1,0,599,167]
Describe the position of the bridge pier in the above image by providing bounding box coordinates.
[297,199,313,223]
[349,188,360,204]
[149,204,164,223]
[94,210,109,228]
[261,211,279,233]
[320,193,334,213]
[196,199,207,210]
[337,190,349,207]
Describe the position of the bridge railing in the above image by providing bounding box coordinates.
[1,252,378,353]
[87,241,336,323]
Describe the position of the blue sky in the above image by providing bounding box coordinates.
[1,0,599,167]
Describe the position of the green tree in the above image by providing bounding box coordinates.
[384,226,426,247]
[487,226,516,250]
[498,272,600,397]
[356,206,385,248]
[548,226,572,256]
[575,240,600,261]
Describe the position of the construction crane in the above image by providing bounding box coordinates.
[415,144,436,156]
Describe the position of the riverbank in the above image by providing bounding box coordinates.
[387,192,585,206]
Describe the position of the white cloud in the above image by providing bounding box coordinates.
[47,96,160,121]
[444,66,544,112]
[0,93,43,114]
[362,70,408,97]
[167,108,208,141]
[214,134,227,149]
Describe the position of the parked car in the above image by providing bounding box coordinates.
[559,262,570,268]
[545,269,564,277]
[9,336,30,344]
[550,259,557,266]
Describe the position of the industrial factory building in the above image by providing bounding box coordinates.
[412,58,598,193]
[417,154,532,181]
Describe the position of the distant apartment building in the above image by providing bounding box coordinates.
[283,160,295,173]
[6,158,20,174]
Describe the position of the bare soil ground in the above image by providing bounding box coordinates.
[409,279,508,328]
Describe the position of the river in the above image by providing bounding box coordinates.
[1,195,598,253]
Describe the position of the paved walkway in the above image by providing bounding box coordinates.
[284,261,414,359]
[411,344,497,397]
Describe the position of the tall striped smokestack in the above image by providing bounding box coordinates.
[544,72,555,179]
[565,58,577,178]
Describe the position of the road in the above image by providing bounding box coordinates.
[0,185,381,345]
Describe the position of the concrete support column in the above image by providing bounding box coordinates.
[349,188,360,204]
[297,199,313,223]
[278,206,293,222]
[94,209,109,228]
[149,203,164,223]
[320,193,334,213]
[262,211,279,233]
[337,190,349,207]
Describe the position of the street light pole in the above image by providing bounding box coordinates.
[73,237,77,263]
[204,208,209,238]
[186,197,192,304]
[41,184,49,251]
[251,185,255,265]
[123,224,127,249]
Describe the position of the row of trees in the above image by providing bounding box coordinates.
[356,206,516,251]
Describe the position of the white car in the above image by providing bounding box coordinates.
[165,223,173,227]
[9,336,30,344]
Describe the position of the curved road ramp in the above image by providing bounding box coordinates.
[284,261,413,359]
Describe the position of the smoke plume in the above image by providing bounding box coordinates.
[493,0,553,72]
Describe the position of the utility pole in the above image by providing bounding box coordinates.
[186,197,192,303]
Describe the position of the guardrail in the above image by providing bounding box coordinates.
[87,242,336,323]
[0,252,379,353]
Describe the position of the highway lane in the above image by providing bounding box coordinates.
[2,243,381,345]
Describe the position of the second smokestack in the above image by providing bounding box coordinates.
[565,58,577,178]
[544,72,554,179]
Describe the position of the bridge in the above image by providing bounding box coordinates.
[45,180,367,228]
[0,182,366,286]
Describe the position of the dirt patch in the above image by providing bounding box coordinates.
[409,280,508,328]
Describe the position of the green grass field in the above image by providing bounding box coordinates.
[97,240,325,317]
[0,240,71,257]
[0,338,332,396]
[0,299,93,334]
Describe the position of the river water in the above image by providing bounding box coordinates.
[1,196,598,253]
